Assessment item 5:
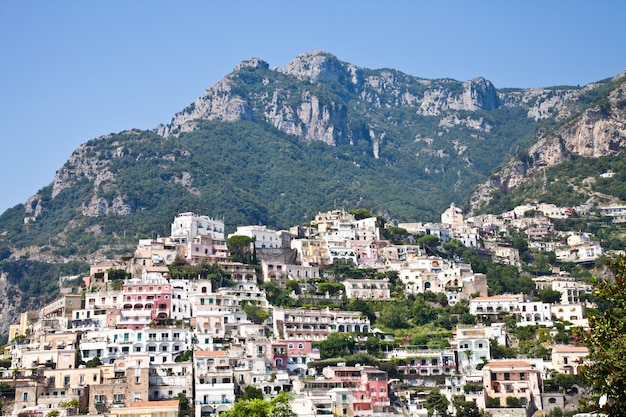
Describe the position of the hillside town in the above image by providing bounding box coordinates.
[3,201,624,417]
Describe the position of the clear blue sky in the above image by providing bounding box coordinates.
[1,0,625,213]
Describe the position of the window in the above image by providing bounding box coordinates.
[95,394,104,404]
[114,394,123,403]
[504,373,510,380]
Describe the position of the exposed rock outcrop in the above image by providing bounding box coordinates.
[470,97,626,211]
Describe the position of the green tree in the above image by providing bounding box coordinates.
[538,288,563,304]
[506,396,521,407]
[243,303,269,324]
[577,254,626,416]
[220,391,295,417]
[454,400,482,417]
[442,239,466,259]
[317,281,344,296]
[424,389,449,416]
[240,385,264,401]
[528,251,554,275]
[378,304,408,329]
[385,226,410,244]
[85,356,102,368]
[418,234,441,252]
[176,350,193,362]
[174,393,192,417]
[227,235,255,264]
[345,298,376,322]
[319,333,355,359]
[349,208,374,220]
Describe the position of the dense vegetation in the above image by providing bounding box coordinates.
[1,58,600,259]
[478,152,626,215]
[0,259,89,309]
[577,255,626,415]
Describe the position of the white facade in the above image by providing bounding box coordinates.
[79,328,192,366]
[273,308,370,340]
[517,301,553,327]
[170,212,225,243]
[229,225,282,248]
[551,304,588,328]
[469,295,524,316]
[149,362,193,401]
[398,257,473,295]
[194,351,235,417]
[455,325,506,375]
[441,202,464,228]
[342,279,391,300]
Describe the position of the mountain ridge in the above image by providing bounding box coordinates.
[1,50,625,262]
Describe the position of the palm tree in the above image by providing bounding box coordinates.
[463,349,473,373]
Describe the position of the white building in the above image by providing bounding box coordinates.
[229,225,283,249]
[171,212,225,243]
[342,279,391,300]
[469,294,524,316]
[551,304,588,328]
[517,301,553,327]
[273,308,370,340]
[194,350,236,417]
[455,324,506,375]
[441,202,464,228]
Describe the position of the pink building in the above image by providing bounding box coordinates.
[118,279,172,329]
[482,360,542,409]
[271,340,320,375]
[322,365,391,414]
[181,234,229,263]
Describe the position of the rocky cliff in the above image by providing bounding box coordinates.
[5,51,625,253]
[469,71,626,212]
[156,51,575,153]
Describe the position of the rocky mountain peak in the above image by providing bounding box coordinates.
[234,57,269,72]
[462,77,498,110]
[279,50,358,85]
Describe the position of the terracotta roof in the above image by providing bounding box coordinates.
[485,360,532,368]
[194,350,226,357]
[552,345,589,353]
[131,400,179,408]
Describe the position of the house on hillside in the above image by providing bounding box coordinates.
[482,360,542,410]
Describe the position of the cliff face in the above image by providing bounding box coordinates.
[469,73,626,212]
[10,51,626,250]
[156,51,573,151]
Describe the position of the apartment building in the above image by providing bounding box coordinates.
[482,360,542,409]
[273,308,370,341]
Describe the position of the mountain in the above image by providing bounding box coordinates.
[469,70,626,213]
[0,50,625,262]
